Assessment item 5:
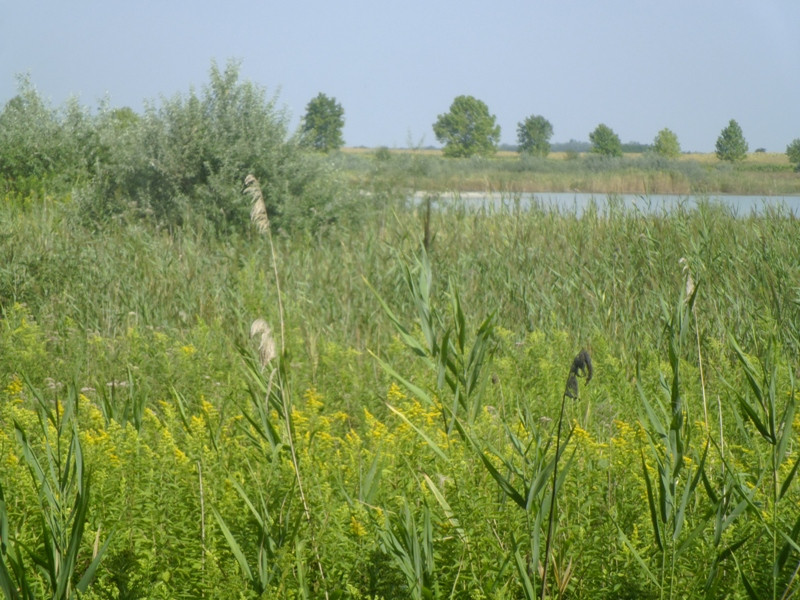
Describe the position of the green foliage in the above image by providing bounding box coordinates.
[0,76,99,196]
[652,128,681,159]
[432,96,500,158]
[71,60,351,233]
[2,179,800,598]
[715,119,748,162]
[516,115,553,157]
[589,124,623,157]
[786,138,800,171]
[300,93,345,152]
[0,383,111,599]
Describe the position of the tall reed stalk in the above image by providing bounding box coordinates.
[213,175,328,598]
[0,382,110,599]
[247,174,328,598]
[541,350,592,600]
[729,336,798,599]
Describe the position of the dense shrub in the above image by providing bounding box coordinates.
[79,60,352,232]
[0,76,100,196]
[0,63,354,232]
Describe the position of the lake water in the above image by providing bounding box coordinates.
[412,192,800,217]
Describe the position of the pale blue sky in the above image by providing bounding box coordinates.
[2,0,799,151]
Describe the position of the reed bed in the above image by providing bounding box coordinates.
[1,189,799,598]
[339,149,800,195]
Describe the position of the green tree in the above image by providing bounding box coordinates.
[652,128,681,158]
[786,138,800,171]
[300,92,345,152]
[433,95,500,158]
[589,123,623,157]
[517,114,553,157]
[715,119,748,161]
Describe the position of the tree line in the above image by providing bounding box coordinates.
[305,92,800,168]
[3,64,800,217]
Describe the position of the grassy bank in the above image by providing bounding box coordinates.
[1,188,799,598]
[339,148,800,195]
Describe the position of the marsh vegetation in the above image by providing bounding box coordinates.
[1,66,799,599]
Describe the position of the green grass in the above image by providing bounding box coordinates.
[338,148,800,195]
[1,187,799,599]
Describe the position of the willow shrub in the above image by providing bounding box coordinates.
[0,60,351,234]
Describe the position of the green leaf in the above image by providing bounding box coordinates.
[211,507,255,586]
[641,452,663,551]
[777,511,800,571]
[422,474,466,542]
[370,351,434,407]
[363,274,430,358]
[477,450,526,510]
[674,441,708,541]
[779,452,800,501]
[76,528,113,593]
[615,520,660,587]
[513,547,537,600]
[776,396,796,467]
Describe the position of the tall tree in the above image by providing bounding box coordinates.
[715,119,748,161]
[589,124,623,157]
[517,115,553,157]
[652,128,681,158]
[433,95,500,158]
[301,93,345,152]
[787,138,800,171]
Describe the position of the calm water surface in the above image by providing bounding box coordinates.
[412,192,800,216]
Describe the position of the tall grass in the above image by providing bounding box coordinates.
[337,149,800,195]
[1,186,799,597]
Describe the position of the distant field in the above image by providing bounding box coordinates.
[345,146,792,165]
[338,148,800,195]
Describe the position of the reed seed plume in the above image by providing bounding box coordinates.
[245,174,270,234]
[565,348,593,399]
[544,347,593,599]
[680,257,696,300]
[250,317,276,367]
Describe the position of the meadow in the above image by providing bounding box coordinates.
[338,148,800,196]
[1,66,800,599]
[2,181,800,599]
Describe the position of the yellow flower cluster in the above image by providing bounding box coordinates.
[349,514,367,537]
[304,387,324,411]
[386,382,407,404]
[364,408,392,444]
[4,374,24,399]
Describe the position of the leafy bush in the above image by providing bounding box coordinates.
[0,76,100,197]
[77,60,352,233]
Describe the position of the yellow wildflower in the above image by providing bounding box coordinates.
[387,382,407,403]
[304,388,324,411]
[201,398,216,417]
[291,408,308,428]
[345,429,362,448]
[364,408,390,442]
[350,515,367,537]
[4,374,23,398]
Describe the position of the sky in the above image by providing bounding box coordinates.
[2,0,799,152]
